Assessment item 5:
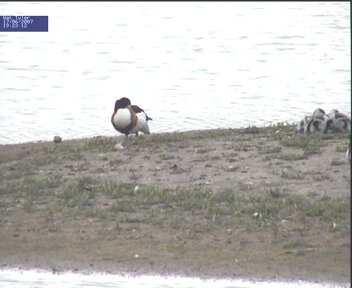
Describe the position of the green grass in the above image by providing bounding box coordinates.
[336,145,349,153]
[0,175,62,212]
[279,152,307,161]
[0,166,349,235]
[98,181,136,198]
[280,135,322,149]
[0,175,60,195]
[83,137,117,152]
[0,162,37,179]
[330,159,346,166]
[61,176,96,208]
[31,153,61,166]
[280,169,305,180]
[303,195,349,221]
[0,147,30,164]
[259,146,282,154]
[159,153,176,160]
[1,126,349,234]
[50,178,349,231]
[308,170,333,182]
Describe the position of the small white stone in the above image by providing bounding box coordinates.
[227,165,239,172]
[114,143,125,150]
[134,185,139,193]
[134,254,139,258]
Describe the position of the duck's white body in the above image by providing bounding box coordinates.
[112,108,132,130]
[130,111,150,135]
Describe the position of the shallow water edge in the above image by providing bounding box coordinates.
[0,269,349,288]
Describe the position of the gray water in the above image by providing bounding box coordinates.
[0,270,349,288]
[0,2,350,145]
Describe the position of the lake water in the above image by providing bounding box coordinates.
[0,270,349,288]
[0,2,350,145]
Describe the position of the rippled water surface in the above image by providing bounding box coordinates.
[0,270,349,288]
[0,2,350,144]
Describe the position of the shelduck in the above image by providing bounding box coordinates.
[111,97,152,149]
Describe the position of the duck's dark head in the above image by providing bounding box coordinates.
[114,97,131,112]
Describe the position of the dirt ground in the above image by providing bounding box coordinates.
[0,125,350,284]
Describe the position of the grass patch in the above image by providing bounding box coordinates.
[336,145,349,153]
[100,181,137,198]
[259,146,282,154]
[279,153,307,161]
[0,147,30,164]
[0,175,62,212]
[0,175,61,195]
[159,153,176,160]
[0,162,37,179]
[303,195,349,221]
[233,143,251,152]
[321,133,349,140]
[110,200,137,213]
[31,153,61,166]
[56,178,349,230]
[307,170,333,181]
[330,159,346,166]
[243,126,261,134]
[84,137,117,152]
[281,135,322,149]
[2,171,348,233]
[61,176,96,208]
[280,169,305,180]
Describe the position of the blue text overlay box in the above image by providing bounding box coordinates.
[0,16,48,32]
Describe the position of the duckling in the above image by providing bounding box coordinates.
[296,115,311,134]
[346,144,351,162]
[312,108,327,120]
[304,108,329,134]
[326,109,351,133]
[111,97,152,149]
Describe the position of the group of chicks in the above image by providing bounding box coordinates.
[296,108,351,134]
[296,108,351,162]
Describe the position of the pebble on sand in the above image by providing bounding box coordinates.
[53,136,62,143]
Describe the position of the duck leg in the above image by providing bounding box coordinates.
[122,135,129,148]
